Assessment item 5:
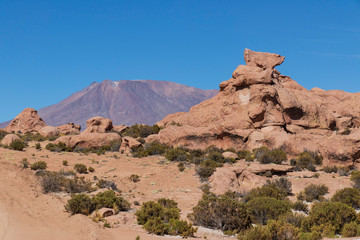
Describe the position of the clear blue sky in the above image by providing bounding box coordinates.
[1,0,359,122]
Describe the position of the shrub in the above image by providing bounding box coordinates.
[177,162,185,172]
[130,174,140,183]
[45,142,73,152]
[63,176,92,193]
[41,171,92,193]
[264,177,292,195]
[291,201,309,213]
[279,211,305,228]
[351,171,360,189]
[35,143,42,150]
[74,164,87,174]
[297,184,328,202]
[341,221,360,237]
[243,185,288,203]
[88,167,95,172]
[97,179,118,191]
[30,161,47,170]
[21,158,29,168]
[237,150,254,161]
[132,141,169,158]
[331,188,360,209]
[323,165,337,173]
[294,150,323,171]
[238,225,272,240]
[123,124,161,138]
[41,171,64,193]
[258,148,287,164]
[195,159,221,181]
[0,129,7,141]
[302,201,357,233]
[165,148,188,162]
[189,191,251,232]
[92,190,130,212]
[339,166,351,176]
[65,194,94,215]
[136,199,196,237]
[9,139,26,151]
[62,160,68,166]
[246,197,291,225]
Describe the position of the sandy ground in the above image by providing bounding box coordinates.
[0,141,357,240]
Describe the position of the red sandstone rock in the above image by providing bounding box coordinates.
[57,123,81,135]
[39,126,60,138]
[83,117,113,133]
[119,136,141,154]
[4,108,46,134]
[0,134,21,146]
[55,133,121,149]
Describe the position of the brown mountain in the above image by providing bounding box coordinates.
[30,80,217,129]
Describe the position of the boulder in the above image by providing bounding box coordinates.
[91,208,115,218]
[55,133,121,149]
[57,123,81,135]
[222,151,238,159]
[1,134,21,146]
[119,136,141,154]
[113,125,128,133]
[83,117,113,133]
[39,126,60,138]
[149,49,360,165]
[4,108,46,133]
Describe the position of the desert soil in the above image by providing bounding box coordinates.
[0,141,357,240]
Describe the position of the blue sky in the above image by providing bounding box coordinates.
[1,0,359,122]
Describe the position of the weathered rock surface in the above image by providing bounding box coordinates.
[39,126,60,138]
[4,108,46,133]
[57,123,81,135]
[83,117,113,134]
[222,151,238,159]
[0,134,21,146]
[119,136,142,154]
[55,133,121,149]
[91,208,115,218]
[113,125,128,133]
[149,49,360,165]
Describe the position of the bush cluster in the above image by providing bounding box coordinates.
[46,142,73,152]
[97,179,118,191]
[122,124,161,138]
[74,164,87,174]
[65,190,130,215]
[297,184,328,202]
[30,161,47,170]
[331,188,360,209]
[293,150,323,171]
[351,171,360,189]
[135,198,197,237]
[41,171,92,193]
[253,147,287,164]
[9,139,26,151]
[0,129,7,141]
[189,191,251,232]
[323,165,338,173]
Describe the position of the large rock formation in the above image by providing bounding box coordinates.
[83,117,113,133]
[39,126,60,138]
[57,123,81,135]
[4,108,47,133]
[148,49,360,165]
[0,134,21,146]
[55,133,121,149]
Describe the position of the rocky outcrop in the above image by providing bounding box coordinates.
[55,133,121,149]
[83,117,113,134]
[113,125,128,133]
[0,134,21,146]
[4,108,46,134]
[119,136,142,154]
[148,49,360,165]
[57,123,81,135]
[39,126,60,138]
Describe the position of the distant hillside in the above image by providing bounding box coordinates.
[27,80,217,129]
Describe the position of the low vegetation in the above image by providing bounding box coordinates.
[292,150,323,171]
[30,161,47,170]
[41,171,92,193]
[297,184,328,202]
[136,198,197,237]
[122,124,161,138]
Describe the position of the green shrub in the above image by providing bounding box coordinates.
[341,221,360,237]
[62,160,68,166]
[74,164,87,174]
[92,190,130,212]
[35,143,42,150]
[41,171,92,193]
[88,167,95,172]
[65,193,94,215]
[297,184,328,202]
[246,197,291,225]
[63,176,92,193]
[237,150,254,161]
[177,162,185,172]
[351,171,360,189]
[135,199,196,237]
[243,185,288,203]
[46,142,73,152]
[331,188,360,209]
[291,201,309,213]
[96,179,118,191]
[238,225,272,240]
[189,191,251,232]
[9,139,26,151]
[130,174,140,183]
[195,159,221,181]
[123,124,161,138]
[21,158,29,168]
[132,141,169,158]
[279,212,305,228]
[323,165,337,173]
[264,177,292,195]
[302,201,357,233]
[0,130,7,141]
[294,150,323,171]
[165,148,188,162]
[30,161,47,170]
[256,148,287,164]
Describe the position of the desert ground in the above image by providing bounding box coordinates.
[0,140,358,240]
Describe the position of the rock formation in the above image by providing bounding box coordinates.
[39,126,60,138]
[0,134,21,146]
[119,136,142,154]
[83,117,113,134]
[55,133,121,149]
[4,108,47,133]
[148,49,360,165]
[57,123,81,135]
